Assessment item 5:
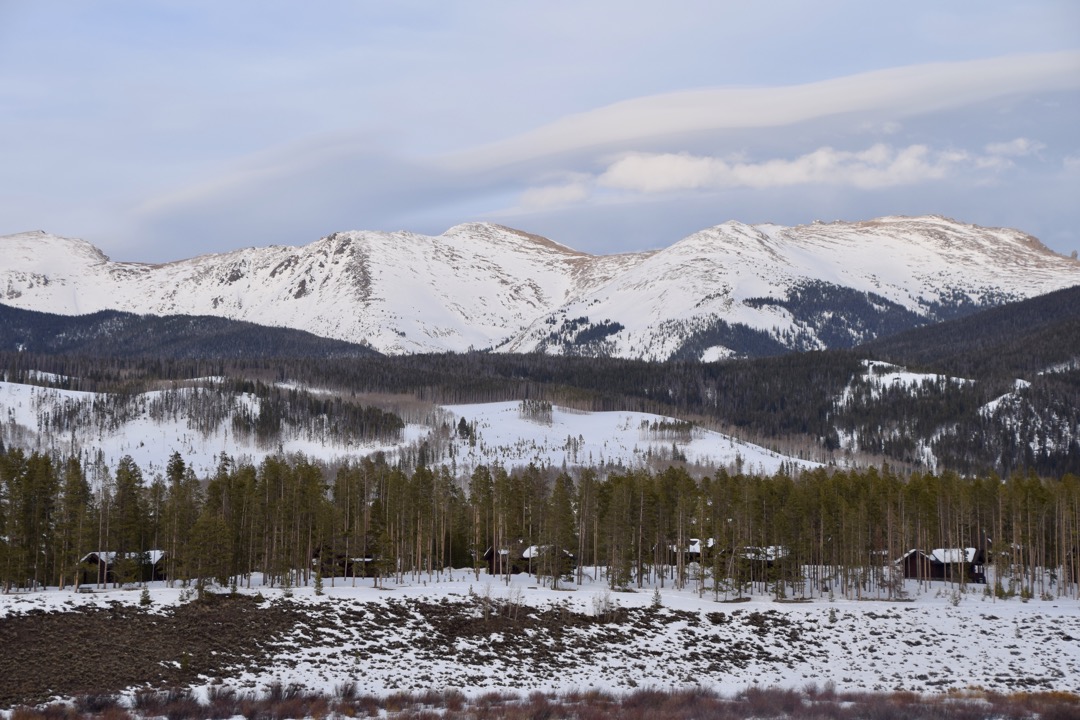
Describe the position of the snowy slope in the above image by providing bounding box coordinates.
[840,359,972,405]
[507,216,1080,359]
[4,216,1079,359]
[0,381,807,477]
[0,380,413,478]
[444,401,815,475]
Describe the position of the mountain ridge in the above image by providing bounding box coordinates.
[4,215,1079,359]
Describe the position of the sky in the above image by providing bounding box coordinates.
[1,1,1078,262]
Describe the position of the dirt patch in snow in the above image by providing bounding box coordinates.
[0,593,299,707]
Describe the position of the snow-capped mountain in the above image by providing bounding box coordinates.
[3,216,1078,359]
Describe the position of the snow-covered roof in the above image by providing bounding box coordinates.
[81,550,166,565]
[521,544,573,559]
[688,538,714,554]
[930,548,977,564]
[896,548,978,564]
[669,538,715,554]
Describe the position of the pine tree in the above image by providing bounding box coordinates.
[111,455,146,583]
[191,508,230,587]
[56,457,91,589]
[163,453,201,587]
[544,472,577,589]
[469,465,493,580]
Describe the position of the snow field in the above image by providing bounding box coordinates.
[443,401,817,476]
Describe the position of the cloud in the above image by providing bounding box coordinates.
[972,137,1047,171]
[858,120,903,135]
[513,135,1048,209]
[984,137,1046,156]
[121,51,1079,260]
[449,51,1080,172]
[594,144,970,194]
[123,134,483,259]
[518,178,591,209]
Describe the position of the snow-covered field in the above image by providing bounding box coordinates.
[443,401,816,476]
[2,570,1077,702]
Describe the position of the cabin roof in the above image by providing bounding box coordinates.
[930,548,977,564]
[897,547,978,564]
[81,550,166,565]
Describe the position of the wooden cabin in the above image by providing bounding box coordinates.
[485,542,575,576]
[312,549,379,578]
[898,547,986,584]
[79,550,167,586]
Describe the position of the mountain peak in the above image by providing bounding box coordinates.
[2,230,111,265]
[441,222,586,256]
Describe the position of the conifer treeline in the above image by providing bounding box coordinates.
[2,447,1078,602]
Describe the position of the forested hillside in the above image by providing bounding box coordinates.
[3,284,1077,480]
[852,285,1080,476]
[1,347,863,463]
[0,303,380,359]
[861,284,1080,378]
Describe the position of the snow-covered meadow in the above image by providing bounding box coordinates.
[442,401,816,476]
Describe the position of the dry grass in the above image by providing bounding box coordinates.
[9,686,1080,719]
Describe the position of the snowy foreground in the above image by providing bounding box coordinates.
[3,570,1078,707]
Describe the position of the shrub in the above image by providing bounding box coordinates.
[75,693,120,715]
[443,689,466,712]
[38,704,78,720]
[162,689,201,720]
[206,686,239,719]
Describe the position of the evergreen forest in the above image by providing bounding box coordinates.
[3,446,1080,604]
